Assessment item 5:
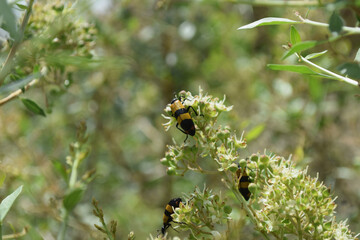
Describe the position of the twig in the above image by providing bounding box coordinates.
[0,78,39,106]
[295,13,360,34]
[299,55,360,87]
[0,0,35,84]
[3,227,28,239]
[224,0,322,7]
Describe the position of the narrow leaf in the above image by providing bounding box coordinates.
[304,50,328,60]
[238,17,298,30]
[267,64,319,74]
[329,12,344,34]
[337,63,360,79]
[20,98,46,117]
[290,26,301,45]
[0,185,23,222]
[282,41,320,60]
[63,188,84,211]
[15,3,28,10]
[52,160,68,182]
[354,48,360,62]
[0,1,18,40]
[0,73,40,95]
[246,124,265,142]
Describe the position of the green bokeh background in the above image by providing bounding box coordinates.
[0,0,359,239]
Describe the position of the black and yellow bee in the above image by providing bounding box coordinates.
[236,167,251,201]
[170,97,197,141]
[161,197,182,235]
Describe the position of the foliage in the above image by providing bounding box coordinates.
[159,89,357,239]
[0,0,359,239]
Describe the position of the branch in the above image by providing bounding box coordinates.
[299,55,360,87]
[0,78,39,106]
[296,13,360,34]
[224,0,322,7]
[0,0,35,84]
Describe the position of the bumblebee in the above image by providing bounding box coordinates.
[170,97,197,141]
[236,167,251,201]
[161,197,182,235]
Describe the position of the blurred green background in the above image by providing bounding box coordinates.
[0,0,359,239]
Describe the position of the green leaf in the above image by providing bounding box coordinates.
[0,1,19,41]
[238,17,298,30]
[304,50,328,60]
[282,41,320,60]
[63,188,84,211]
[0,185,23,222]
[15,3,28,10]
[52,160,68,182]
[329,12,344,34]
[0,73,40,95]
[337,63,360,79]
[20,98,46,117]
[290,26,301,45]
[354,48,360,62]
[245,124,265,142]
[267,64,319,75]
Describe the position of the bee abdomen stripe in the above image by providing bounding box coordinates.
[164,209,173,217]
[174,108,187,119]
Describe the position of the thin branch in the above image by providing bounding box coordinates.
[0,0,35,84]
[299,55,360,87]
[3,227,28,239]
[0,78,39,106]
[223,0,322,7]
[296,13,360,34]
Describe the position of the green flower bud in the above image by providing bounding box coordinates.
[224,205,232,214]
[167,167,176,175]
[260,155,269,164]
[228,163,239,172]
[160,157,171,166]
[239,159,247,168]
[250,154,259,162]
[248,183,257,194]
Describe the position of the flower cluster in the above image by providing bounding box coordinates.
[160,89,358,239]
[171,187,232,239]
[8,0,97,80]
[248,154,356,239]
[161,87,243,176]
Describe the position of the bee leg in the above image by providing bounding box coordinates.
[186,106,198,116]
[176,123,187,134]
[187,106,204,117]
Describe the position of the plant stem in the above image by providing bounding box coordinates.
[57,210,69,240]
[58,148,81,240]
[0,79,39,106]
[299,55,359,87]
[69,153,80,188]
[0,222,2,240]
[224,0,322,7]
[296,15,360,34]
[0,0,35,84]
